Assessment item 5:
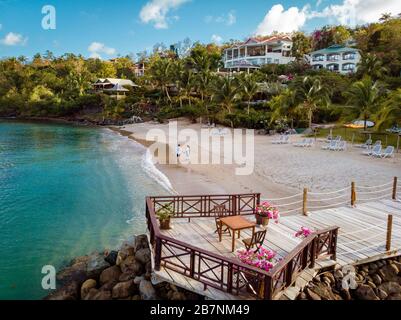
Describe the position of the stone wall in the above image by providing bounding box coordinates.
[298,256,401,300]
[45,234,203,301]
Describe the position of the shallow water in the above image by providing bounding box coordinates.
[0,120,169,299]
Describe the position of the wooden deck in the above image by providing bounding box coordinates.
[153,199,401,300]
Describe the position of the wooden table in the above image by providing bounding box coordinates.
[219,216,256,252]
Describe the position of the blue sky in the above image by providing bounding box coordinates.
[0,0,400,60]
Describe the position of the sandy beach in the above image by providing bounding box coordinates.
[112,119,401,203]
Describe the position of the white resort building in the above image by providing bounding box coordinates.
[308,45,361,74]
[223,36,295,72]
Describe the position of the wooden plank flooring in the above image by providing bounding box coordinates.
[153,199,401,300]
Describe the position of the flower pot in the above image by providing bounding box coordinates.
[255,214,269,227]
[159,218,171,230]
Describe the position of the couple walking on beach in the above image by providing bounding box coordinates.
[176,144,191,163]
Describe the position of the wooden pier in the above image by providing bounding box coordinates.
[146,180,401,300]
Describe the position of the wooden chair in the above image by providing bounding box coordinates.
[213,205,231,239]
[242,229,267,252]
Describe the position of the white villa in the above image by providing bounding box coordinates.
[92,78,138,99]
[308,45,361,74]
[223,36,295,72]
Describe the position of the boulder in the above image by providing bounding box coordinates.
[56,263,87,287]
[321,272,335,285]
[81,279,97,299]
[354,284,379,300]
[377,289,388,300]
[112,280,137,299]
[139,280,157,300]
[134,276,145,285]
[132,295,141,300]
[170,291,186,301]
[371,274,382,286]
[378,264,399,282]
[307,282,337,300]
[306,288,321,300]
[341,289,352,301]
[83,288,112,300]
[135,248,151,265]
[134,235,149,252]
[387,293,401,300]
[119,272,136,282]
[120,255,144,275]
[45,281,80,300]
[104,251,118,266]
[86,253,110,279]
[378,282,401,296]
[99,266,122,285]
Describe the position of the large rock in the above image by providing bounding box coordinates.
[112,280,137,299]
[45,281,80,300]
[139,280,157,300]
[120,255,144,275]
[86,253,110,279]
[81,279,97,299]
[354,284,379,300]
[378,282,401,296]
[104,251,118,266]
[134,235,149,252]
[135,248,151,265]
[387,293,401,300]
[56,263,87,287]
[371,274,382,286]
[306,288,321,300]
[307,283,338,300]
[99,266,122,285]
[378,264,399,282]
[83,288,112,300]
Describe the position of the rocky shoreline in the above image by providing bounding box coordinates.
[298,256,401,300]
[45,234,203,301]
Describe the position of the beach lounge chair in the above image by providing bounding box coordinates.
[272,135,284,144]
[323,140,337,150]
[363,144,381,156]
[282,135,290,144]
[305,138,314,147]
[334,141,347,151]
[374,146,395,158]
[294,138,307,147]
[355,138,372,148]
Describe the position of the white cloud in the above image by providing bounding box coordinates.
[88,42,116,59]
[255,4,307,36]
[205,10,236,26]
[0,32,27,46]
[310,0,401,26]
[211,34,223,44]
[255,1,401,36]
[139,0,190,29]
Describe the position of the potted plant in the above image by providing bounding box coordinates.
[156,205,174,230]
[255,201,279,226]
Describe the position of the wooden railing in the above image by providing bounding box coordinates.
[146,194,339,300]
[149,193,260,219]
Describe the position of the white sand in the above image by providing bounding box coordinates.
[115,119,401,200]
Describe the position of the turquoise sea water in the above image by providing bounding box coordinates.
[0,120,171,300]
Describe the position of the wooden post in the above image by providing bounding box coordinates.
[154,238,162,271]
[386,214,393,251]
[351,181,356,206]
[392,177,398,200]
[303,188,308,216]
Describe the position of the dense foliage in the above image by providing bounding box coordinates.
[1,16,400,132]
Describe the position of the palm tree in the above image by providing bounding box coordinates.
[357,53,388,80]
[212,77,239,126]
[344,76,382,131]
[238,73,259,115]
[269,88,297,128]
[150,58,173,103]
[374,89,401,130]
[293,76,331,129]
[177,69,195,107]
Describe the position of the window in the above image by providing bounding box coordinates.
[343,52,356,60]
[313,64,323,70]
[247,45,265,57]
[327,54,340,61]
[274,59,280,64]
[313,54,324,62]
[327,63,339,71]
[342,63,355,71]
